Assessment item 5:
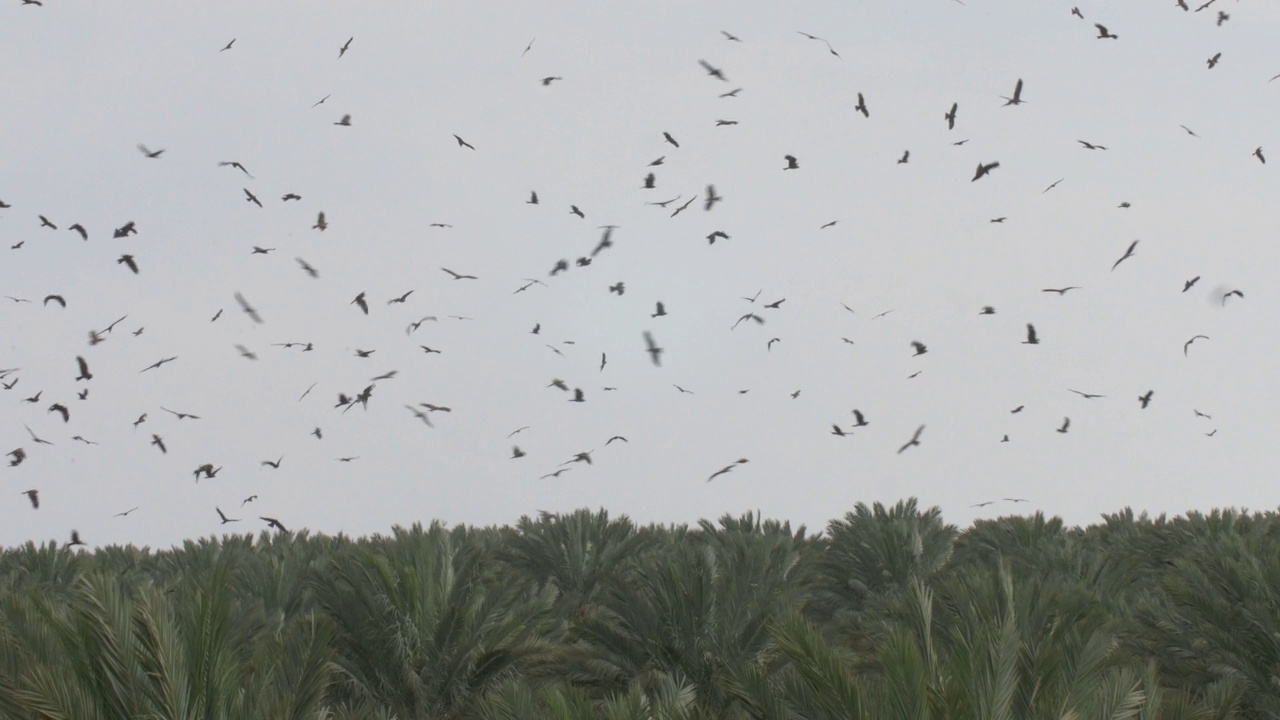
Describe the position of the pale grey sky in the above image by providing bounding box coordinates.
[2,0,1278,548]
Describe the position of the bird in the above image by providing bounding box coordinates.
[1022,324,1039,345]
[219,38,236,52]
[334,114,352,126]
[75,356,92,381]
[1179,125,1200,138]
[1000,78,1025,106]
[526,191,539,204]
[242,496,258,507]
[972,162,1000,181]
[721,31,742,42]
[541,469,571,479]
[511,446,526,459]
[132,414,147,429]
[140,357,177,373]
[910,341,927,356]
[453,134,476,150]
[22,489,38,509]
[352,292,369,314]
[854,93,869,118]
[48,403,69,423]
[260,457,283,469]
[663,132,679,147]
[1078,140,1107,150]
[897,425,925,454]
[216,507,240,524]
[1221,289,1244,305]
[707,458,748,482]
[897,150,910,164]
[297,258,319,278]
[114,507,139,518]
[732,313,764,329]
[715,119,738,126]
[117,255,139,274]
[852,409,869,427]
[1057,417,1071,433]
[1068,389,1105,399]
[242,188,262,207]
[606,435,628,445]
[1042,286,1081,295]
[338,37,353,57]
[1138,390,1154,409]
[698,59,727,81]
[161,407,200,420]
[540,76,562,86]
[1207,52,1221,69]
[261,517,288,532]
[1182,276,1200,292]
[441,267,478,280]
[1216,10,1228,25]
[251,246,274,255]
[234,292,263,323]
[704,186,722,211]
[65,530,85,549]
[1043,178,1064,193]
[112,221,137,238]
[784,155,799,170]
[831,424,848,437]
[944,102,958,129]
[1184,335,1209,356]
[981,305,996,314]
[674,384,694,395]
[1111,240,1139,271]
[25,425,52,445]
[764,298,785,309]
[1094,24,1117,39]
[1072,6,1083,18]
[7,449,25,467]
[151,435,167,453]
[1254,147,1266,164]
[137,144,165,158]
[643,332,663,367]
[68,223,88,240]
[642,172,655,189]
[651,302,667,318]
[570,206,585,219]
[313,212,328,231]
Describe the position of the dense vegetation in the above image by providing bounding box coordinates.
[0,499,1277,719]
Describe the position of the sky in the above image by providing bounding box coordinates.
[2,0,1278,549]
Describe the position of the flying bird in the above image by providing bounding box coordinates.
[352,292,369,314]
[1022,324,1039,345]
[643,332,663,366]
[704,185,722,211]
[334,114,351,126]
[663,132,679,147]
[1182,276,1200,292]
[1184,335,1209,356]
[137,144,165,158]
[1207,52,1221,69]
[972,162,1000,181]
[441,267,478,280]
[243,188,262,208]
[944,102,958,129]
[1042,286,1081,295]
[313,212,328,231]
[784,155,799,170]
[1057,417,1071,433]
[1110,240,1139,271]
[216,507,240,524]
[910,341,927,356]
[22,489,38,509]
[1000,78,1025,106]
[453,134,476,150]
[117,254,139,274]
[1078,140,1107,150]
[1068,389,1105,399]
[338,37,353,57]
[75,356,92,381]
[1138,390,1154,409]
[1094,24,1117,39]
[854,93,869,118]
[698,59,727,81]
[1254,147,1266,164]
[897,425,925,454]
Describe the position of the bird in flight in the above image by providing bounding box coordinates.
[140,356,178,373]
[944,102,958,129]
[75,356,93,381]
[1253,147,1265,164]
[721,31,741,42]
[707,458,749,482]
[698,59,727,81]
[1022,324,1039,345]
[704,185,722,211]
[338,37,353,58]
[216,507,240,524]
[1110,240,1139,271]
[1068,389,1105,399]
[1206,52,1221,69]
[352,292,369,315]
[972,162,1000,181]
[1057,417,1071,433]
[854,93,869,118]
[1078,140,1107,150]
[1043,178,1064,193]
[117,254,139,274]
[1042,286,1081,295]
[643,332,663,367]
[242,188,262,208]
[334,114,351,126]
[1138,390,1154,409]
[910,341,928,356]
[1094,24,1117,39]
[1182,276,1200,292]
[1000,78,1025,106]
[784,155,799,170]
[897,425,925,454]
[441,267,478,280]
[22,489,38,509]
[137,144,165,158]
[1184,335,1209,356]
[453,134,476,150]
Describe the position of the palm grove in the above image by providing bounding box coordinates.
[0,500,1276,719]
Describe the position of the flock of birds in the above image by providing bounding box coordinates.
[2,2,1275,548]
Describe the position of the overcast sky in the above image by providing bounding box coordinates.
[2,0,1278,549]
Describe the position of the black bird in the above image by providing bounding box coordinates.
[897,425,925,454]
[540,76,562,86]
[297,258,319,278]
[1184,335,1209,356]
[707,458,749,482]
[944,102,958,129]
[334,114,351,126]
[1072,6,1084,17]
[1111,240,1139,271]
[441,267,478,280]
[1078,140,1107,150]
[1001,78,1025,106]
[643,332,664,366]
[112,221,137,238]
[732,313,764,329]
[527,191,539,204]
[151,435,166,453]
[140,357,177,373]
[764,298,785,309]
[39,215,57,229]
[972,162,1000,181]
[652,302,667,318]
[243,188,262,208]
[715,119,738,126]
[22,489,38,509]
[591,226,617,257]
[980,306,996,315]
[220,38,235,51]
[352,292,369,314]
[911,341,927,356]
[854,92,869,118]
[388,290,414,305]
[25,425,52,445]
[1042,286,1081,295]
[1138,390,1154,409]
[1068,389,1105,399]
[219,160,251,176]
[68,224,88,240]
[784,155,799,170]
[162,407,200,420]
[234,292,263,323]
[511,446,526,459]
[118,255,139,274]
[261,517,288,532]
[261,457,282,470]
[643,173,656,189]
[698,59,727,81]
[453,134,476,150]
[1057,417,1071,433]
[48,403,69,423]
[670,196,696,217]
[1254,147,1266,164]
[897,150,910,164]
[663,132,679,147]
[338,37,353,57]
[1022,324,1039,345]
[852,410,869,427]
[251,246,274,255]
[704,185,722,211]
[1182,276,1200,292]
[1207,52,1221,69]
[1221,289,1244,305]
[1043,178,1064,193]
[313,212,328,231]
[7,449,25,467]
[570,206,585,219]
[65,530,85,549]
[216,507,240,524]
[570,388,585,403]
[721,31,741,41]
[1094,24,1117,39]
[137,144,165,158]
[75,356,92,381]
